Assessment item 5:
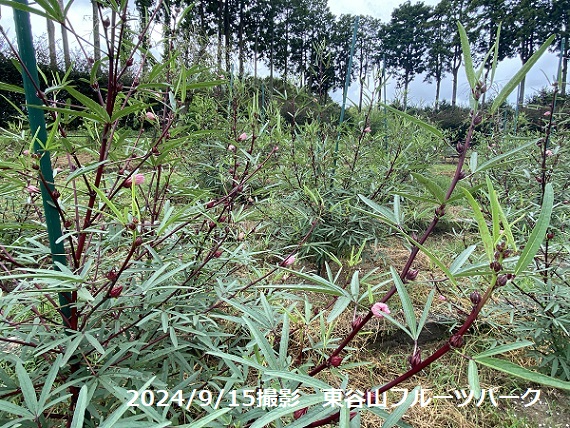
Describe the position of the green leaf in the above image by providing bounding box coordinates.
[99,377,157,428]
[468,360,481,400]
[406,236,458,287]
[242,317,279,370]
[263,370,332,391]
[328,296,352,323]
[16,360,38,415]
[457,22,476,90]
[91,185,127,224]
[474,139,537,174]
[65,161,108,184]
[0,82,25,94]
[410,172,445,204]
[381,104,442,139]
[474,340,533,359]
[0,0,51,19]
[462,188,493,262]
[449,245,476,274]
[178,408,231,428]
[486,177,501,244]
[390,267,417,339]
[382,386,421,428]
[38,355,62,411]
[417,289,435,335]
[491,34,556,113]
[249,394,326,428]
[70,385,89,428]
[358,195,399,227]
[65,87,110,122]
[474,357,570,391]
[0,399,34,418]
[514,183,553,275]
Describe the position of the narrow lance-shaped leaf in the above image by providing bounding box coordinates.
[457,22,476,90]
[462,188,493,262]
[474,357,570,391]
[514,183,554,275]
[491,34,556,113]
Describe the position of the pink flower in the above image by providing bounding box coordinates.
[237,132,248,142]
[228,144,236,152]
[545,149,553,157]
[438,295,447,302]
[281,254,296,267]
[25,185,40,194]
[145,111,157,121]
[364,126,371,133]
[23,150,30,155]
[543,111,551,116]
[124,173,145,188]
[371,302,390,318]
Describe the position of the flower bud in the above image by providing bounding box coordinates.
[134,236,143,247]
[449,334,464,348]
[214,249,223,258]
[330,355,343,367]
[206,200,216,209]
[458,171,467,180]
[473,113,483,126]
[106,268,119,281]
[496,274,508,287]
[237,231,245,241]
[546,231,554,240]
[126,57,133,67]
[456,143,464,154]
[294,408,308,419]
[489,261,502,272]
[408,349,422,368]
[435,206,445,217]
[470,290,481,305]
[102,16,110,28]
[352,315,364,328]
[109,286,123,298]
[406,269,419,281]
[52,189,60,199]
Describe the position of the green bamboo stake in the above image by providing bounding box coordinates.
[554,37,565,114]
[13,2,72,328]
[332,15,359,182]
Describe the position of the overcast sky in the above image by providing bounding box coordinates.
[327,0,559,107]
[0,0,560,107]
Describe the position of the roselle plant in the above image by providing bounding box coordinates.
[0,5,569,428]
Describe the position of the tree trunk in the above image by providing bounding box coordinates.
[435,72,441,111]
[47,18,57,68]
[58,0,71,69]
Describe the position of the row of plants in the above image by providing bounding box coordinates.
[0,2,568,427]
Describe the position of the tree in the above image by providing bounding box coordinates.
[425,0,474,108]
[383,1,433,109]
[551,0,569,95]
[510,0,552,107]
